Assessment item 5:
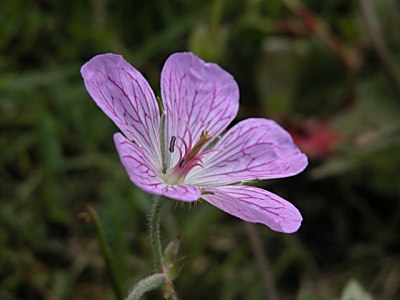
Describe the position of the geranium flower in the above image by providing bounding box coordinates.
[81,52,307,233]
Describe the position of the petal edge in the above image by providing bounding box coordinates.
[202,185,302,233]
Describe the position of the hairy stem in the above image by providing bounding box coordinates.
[149,197,179,300]
[150,197,164,270]
[125,273,166,300]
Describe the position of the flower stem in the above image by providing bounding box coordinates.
[125,273,166,300]
[86,205,124,300]
[149,197,179,300]
[150,196,164,270]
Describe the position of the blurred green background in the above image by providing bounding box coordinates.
[1,0,400,299]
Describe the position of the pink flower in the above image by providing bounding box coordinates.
[81,52,307,233]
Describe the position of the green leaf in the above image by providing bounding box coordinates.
[163,236,181,267]
[167,256,188,281]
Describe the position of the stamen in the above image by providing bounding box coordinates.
[179,158,186,168]
[177,136,190,158]
[162,129,214,184]
[159,112,168,172]
[186,130,212,161]
[169,136,176,153]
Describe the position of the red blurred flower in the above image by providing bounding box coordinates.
[290,119,343,160]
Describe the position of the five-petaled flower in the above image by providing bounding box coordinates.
[81,52,307,233]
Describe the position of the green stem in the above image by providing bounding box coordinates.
[150,196,164,270]
[87,205,124,300]
[149,197,179,300]
[125,273,166,300]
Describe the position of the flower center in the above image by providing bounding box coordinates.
[162,130,214,185]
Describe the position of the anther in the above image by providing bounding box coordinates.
[186,130,212,161]
[169,136,176,153]
[179,158,186,168]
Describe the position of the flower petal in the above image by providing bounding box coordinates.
[81,54,162,170]
[114,133,200,202]
[186,118,308,186]
[160,52,239,169]
[202,185,302,233]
